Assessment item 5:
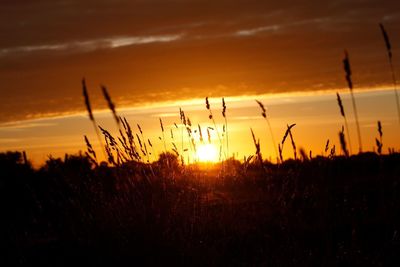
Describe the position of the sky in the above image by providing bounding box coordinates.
[0,0,400,165]
[1,89,399,166]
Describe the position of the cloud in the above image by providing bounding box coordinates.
[0,33,183,56]
[234,17,335,37]
[231,116,261,120]
[1,0,400,124]
[235,24,282,36]
[150,113,179,118]
[0,121,56,131]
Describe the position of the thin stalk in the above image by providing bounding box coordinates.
[350,89,362,153]
[159,118,168,154]
[343,116,352,155]
[336,92,353,154]
[343,50,362,153]
[380,23,400,124]
[266,118,279,163]
[222,98,229,159]
[256,100,279,163]
[389,60,400,124]
[82,78,107,161]
[224,117,229,159]
[206,97,224,160]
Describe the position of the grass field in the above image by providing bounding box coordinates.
[1,20,400,266]
[1,150,400,266]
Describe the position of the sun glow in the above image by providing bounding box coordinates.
[196,143,219,162]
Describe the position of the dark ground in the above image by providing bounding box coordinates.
[1,151,400,266]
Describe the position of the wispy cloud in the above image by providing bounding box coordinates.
[235,24,282,36]
[234,17,333,37]
[0,121,56,131]
[0,34,183,56]
[232,116,262,121]
[108,34,183,48]
[150,113,178,118]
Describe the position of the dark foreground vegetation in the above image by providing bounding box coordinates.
[1,151,400,266]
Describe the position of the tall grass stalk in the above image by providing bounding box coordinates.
[84,135,98,166]
[278,144,283,163]
[121,117,141,161]
[82,78,107,160]
[179,109,194,163]
[170,125,180,158]
[137,124,150,163]
[222,98,229,159]
[250,128,263,166]
[98,125,123,166]
[330,145,336,158]
[101,85,121,129]
[148,138,156,162]
[343,50,363,153]
[281,123,296,161]
[379,23,400,125]
[287,124,297,160]
[159,118,168,155]
[22,151,28,166]
[324,139,330,156]
[136,133,146,160]
[256,100,279,163]
[206,97,224,160]
[336,92,353,154]
[339,127,349,157]
[376,120,383,155]
[179,108,185,164]
[198,124,204,143]
[183,116,197,163]
[207,128,211,144]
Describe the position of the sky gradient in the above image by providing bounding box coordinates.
[0,0,400,123]
[1,1,400,165]
[1,88,399,166]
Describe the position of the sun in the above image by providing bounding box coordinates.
[196,143,219,162]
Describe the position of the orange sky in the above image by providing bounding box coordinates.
[1,88,399,166]
[0,0,400,123]
[0,1,400,165]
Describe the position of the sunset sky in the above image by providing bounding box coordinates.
[1,0,400,165]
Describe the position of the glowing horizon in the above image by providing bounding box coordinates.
[1,86,399,167]
[1,0,400,167]
[0,85,396,125]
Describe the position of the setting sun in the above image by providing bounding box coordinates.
[196,143,219,162]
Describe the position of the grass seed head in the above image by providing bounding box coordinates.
[379,23,392,60]
[343,50,353,90]
[256,100,267,118]
[222,97,226,118]
[336,92,345,117]
[82,78,94,121]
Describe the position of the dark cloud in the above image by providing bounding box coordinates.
[0,0,399,122]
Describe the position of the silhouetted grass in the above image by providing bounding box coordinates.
[3,20,400,267]
[1,151,400,266]
[379,23,400,125]
[256,99,279,163]
[343,50,363,153]
[336,92,353,154]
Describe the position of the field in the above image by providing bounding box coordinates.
[1,19,400,266]
[1,150,400,266]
